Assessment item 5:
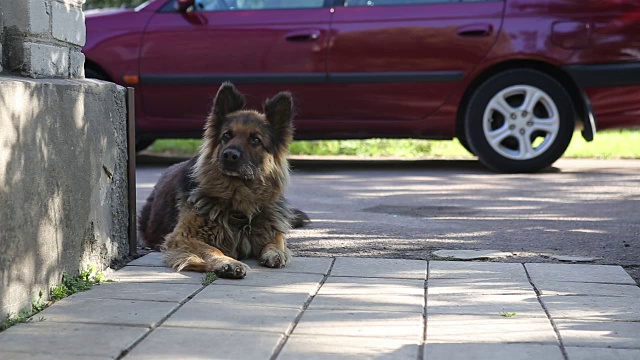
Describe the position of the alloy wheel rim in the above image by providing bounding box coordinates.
[482,85,560,161]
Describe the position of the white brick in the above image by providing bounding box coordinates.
[22,42,69,78]
[69,50,85,78]
[3,0,49,35]
[51,1,86,46]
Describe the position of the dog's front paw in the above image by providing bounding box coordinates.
[212,259,250,279]
[260,249,291,268]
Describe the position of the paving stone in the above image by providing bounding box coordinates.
[550,255,597,262]
[423,344,563,360]
[566,347,640,359]
[107,266,203,285]
[526,263,636,285]
[126,327,282,360]
[127,252,165,267]
[36,297,178,327]
[534,281,640,297]
[163,302,299,333]
[66,282,200,302]
[426,314,558,344]
[0,322,147,358]
[331,257,427,279]
[279,334,418,360]
[243,256,333,274]
[428,278,535,295]
[432,249,513,260]
[214,271,324,291]
[294,310,423,340]
[556,320,640,348]
[429,261,528,281]
[192,284,310,308]
[0,352,110,360]
[319,277,424,295]
[541,295,640,321]
[428,294,547,317]
[309,277,424,312]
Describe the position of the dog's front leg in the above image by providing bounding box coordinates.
[163,235,250,279]
[259,232,291,268]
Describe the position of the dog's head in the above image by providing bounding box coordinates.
[202,82,294,181]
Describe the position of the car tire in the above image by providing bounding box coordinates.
[85,66,155,152]
[464,69,575,173]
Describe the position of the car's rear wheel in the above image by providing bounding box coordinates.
[464,69,575,173]
[85,66,155,152]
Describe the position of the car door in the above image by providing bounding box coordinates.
[138,0,332,130]
[325,0,504,129]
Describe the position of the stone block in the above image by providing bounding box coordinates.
[0,322,147,358]
[163,302,300,333]
[280,334,419,360]
[525,263,636,285]
[192,284,310,309]
[428,293,547,317]
[51,1,86,46]
[331,257,427,279]
[565,347,640,359]
[107,266,204,285]
[430,261,528,281]
[295,310,423,340]
[310,277,424,312]
[0,77,128,320]
[37,297,178,327]
[243,256,333,275]
[428,278,535,295]
[423,344,563,360]
[128,252,165,267]
[541,295,640,321]
[556,320,640,348]
[2,0,49,35]
[126,327,282,360]
[12,42,69,78]
[534,280,640,297]
[426,314,558,344]
[66,282,200,303]
[214,271,324,290]
[69,50,85,78]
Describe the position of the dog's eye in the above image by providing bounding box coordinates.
[221,132,232,142]
[249,136,262,147]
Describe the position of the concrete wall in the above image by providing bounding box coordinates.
[0,0,130,319]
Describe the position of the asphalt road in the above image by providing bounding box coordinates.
[136,157,640,282]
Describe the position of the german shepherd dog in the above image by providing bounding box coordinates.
[138,83,307,279]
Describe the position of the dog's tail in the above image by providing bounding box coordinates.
[290,208,311,228]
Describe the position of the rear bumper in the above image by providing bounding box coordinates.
[564,62,640,131]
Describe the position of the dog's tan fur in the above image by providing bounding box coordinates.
[139,83,299,278]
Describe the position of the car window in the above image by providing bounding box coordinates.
[344,0,453,5]
[193,0,325,11]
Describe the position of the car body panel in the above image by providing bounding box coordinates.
[83,0,640,143]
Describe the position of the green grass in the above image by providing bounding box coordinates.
[147,130,640,159]
[500,311,518,318]
[202,272,218,286]
[1,266,110,333]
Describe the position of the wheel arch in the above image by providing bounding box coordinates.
[456,60,594,144]
[84,58,114,82]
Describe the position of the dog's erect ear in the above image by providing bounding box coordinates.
[209,82,245,126]
[263,91,294,130]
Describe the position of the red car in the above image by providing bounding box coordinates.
[84,0,640,172]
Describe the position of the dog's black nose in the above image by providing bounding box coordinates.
[222,148,241,163]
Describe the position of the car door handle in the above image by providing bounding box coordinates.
[285,30,321,42]
[457,24,493,37]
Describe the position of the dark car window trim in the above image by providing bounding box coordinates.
[160,0,335,13]
[140,71,464,85]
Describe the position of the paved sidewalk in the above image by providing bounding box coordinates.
[1,254,639,360]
